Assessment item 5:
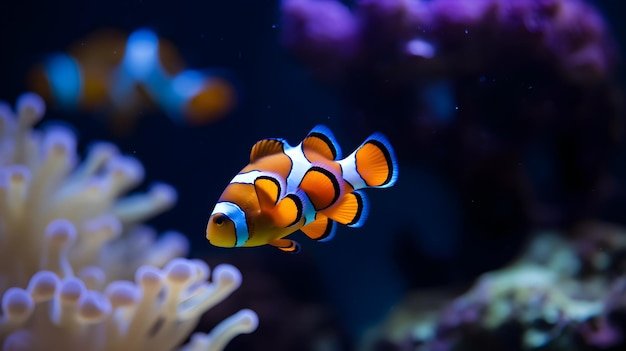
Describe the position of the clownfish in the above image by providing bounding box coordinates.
[206,125,398,253]
[28,28,236,134]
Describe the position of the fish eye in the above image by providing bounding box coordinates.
[213,214,226,226]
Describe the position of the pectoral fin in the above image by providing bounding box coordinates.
[254,174,283,209]
[273,193,303,228]
[255,174,305,228]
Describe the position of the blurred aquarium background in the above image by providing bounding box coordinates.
[1,0,626,350]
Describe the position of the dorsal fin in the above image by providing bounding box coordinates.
[298,163,343,211]
[254,175,282,209]
[301,213,336,242]
[250,138,287,163]
[301,125,342,161]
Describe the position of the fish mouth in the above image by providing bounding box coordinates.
[207,235,237,248]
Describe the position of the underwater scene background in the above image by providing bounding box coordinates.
[1,0,626,350]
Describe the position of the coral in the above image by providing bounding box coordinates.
[363,222,626,351]
[281,1,625,343]
[282,0,616,82]
[281,0,624,236]
[0,93,257,350]
[281,1,624,338]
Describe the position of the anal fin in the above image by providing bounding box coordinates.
[301,213,336,242]
[323,190,369,227]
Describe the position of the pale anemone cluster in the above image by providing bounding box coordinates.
[0,93,257,351]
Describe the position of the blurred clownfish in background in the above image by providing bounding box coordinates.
[206,125,399,253]
[28,28,237,134]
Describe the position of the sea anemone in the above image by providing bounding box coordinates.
[0,92,257,351]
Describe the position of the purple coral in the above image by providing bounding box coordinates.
[282,0,616,81]
[282,3,624,346]
[281,0,622,232]
[282,0,359,75]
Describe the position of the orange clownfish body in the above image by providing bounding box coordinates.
[206,125,398,253]
[28,28,236,133]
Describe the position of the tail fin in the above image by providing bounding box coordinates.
[338,132,398,190]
